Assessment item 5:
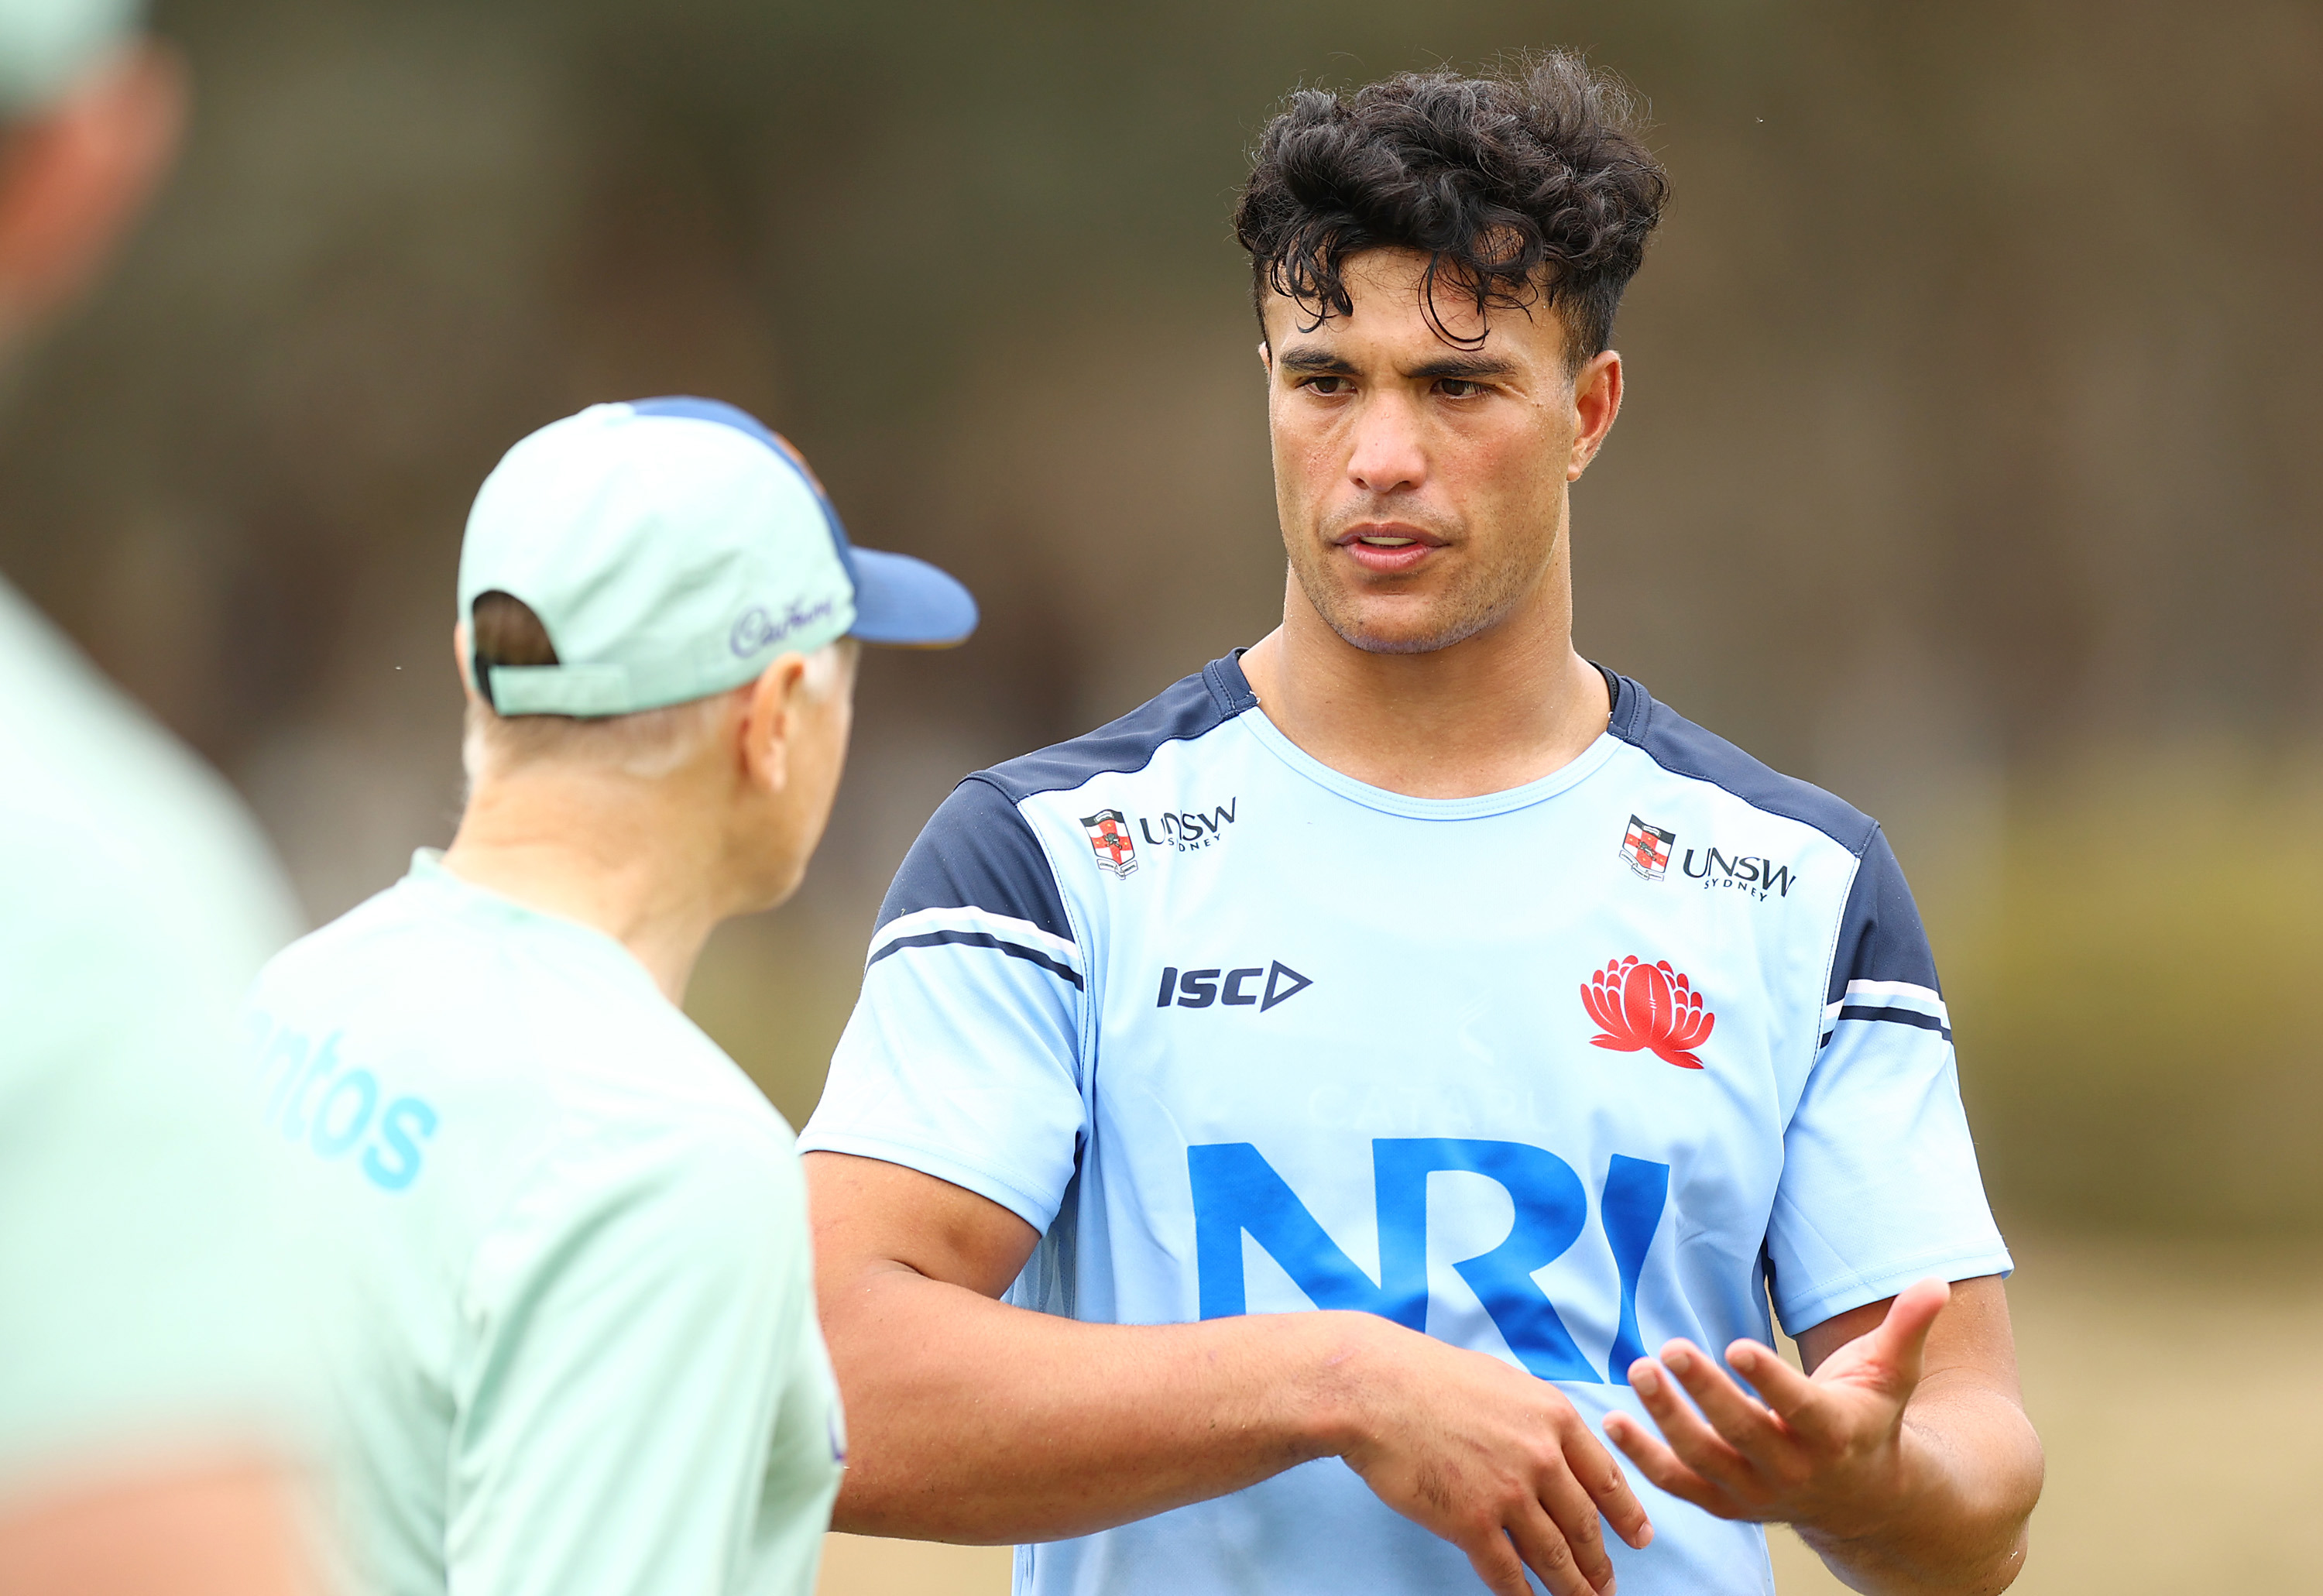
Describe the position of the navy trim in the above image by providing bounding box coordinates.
[1824,829,1942,1003]
[867,930,1084,989]
[1604,673,1877,856]
[1825,1007,1953,1044]
[978,654,1253,804]
[874,778,1073,942]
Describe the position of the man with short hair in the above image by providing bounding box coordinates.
[0,2,323,1592]
[803,57,2041,1596]
[245,396,976,1596]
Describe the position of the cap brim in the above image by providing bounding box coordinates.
[846,547,979,647]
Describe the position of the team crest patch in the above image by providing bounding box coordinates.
[1081,809,1138,878]
[1619,815,1676,880]
[1582,956,1714,1069]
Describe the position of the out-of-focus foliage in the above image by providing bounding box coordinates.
[1942,757,2323,1234]
[1,0,2317,1231]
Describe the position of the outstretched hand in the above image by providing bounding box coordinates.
[1601,1278,1951,1537]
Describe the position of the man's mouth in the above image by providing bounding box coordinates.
[1333,523,1446,575]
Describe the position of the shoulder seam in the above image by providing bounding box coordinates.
[1608,675,1875,858]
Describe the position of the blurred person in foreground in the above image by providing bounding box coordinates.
[242,398,976,1596]
[0,1,324,1593]
[803,56,2042,1596]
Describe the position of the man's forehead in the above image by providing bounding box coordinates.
[1262,276,1560,367]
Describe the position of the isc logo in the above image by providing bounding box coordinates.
[1189,1139,1669,1385]
[1156,962,1312,1011]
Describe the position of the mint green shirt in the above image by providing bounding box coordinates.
[0,578,307,1492]
[245,852,842,1596]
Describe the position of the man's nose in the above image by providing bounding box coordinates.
[1345,394,1426,496]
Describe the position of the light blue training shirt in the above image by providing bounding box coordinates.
[801,654,2010,1596]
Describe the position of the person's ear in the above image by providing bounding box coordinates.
[1567,348,1624,482]
[451,623,479,702]
[1256,338,1271,376]
[737,652,809,796]
[0,43,186,340]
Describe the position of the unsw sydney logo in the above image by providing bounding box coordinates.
[1081,799,1239,879]
[1618,815,1796,902]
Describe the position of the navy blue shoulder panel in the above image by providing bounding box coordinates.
[874,777,1073,942]
[873,654,1255,942]
[977,653,1254,803]
[1826,829,1941,1001]
[1604,671,1878,856]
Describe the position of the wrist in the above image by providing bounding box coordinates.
[1289,1309,1395,1463]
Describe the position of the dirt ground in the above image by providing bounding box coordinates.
[816,1231,2323,1594]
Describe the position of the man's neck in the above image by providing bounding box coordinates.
[439,771,727,1004]
[1238,585,1612,801]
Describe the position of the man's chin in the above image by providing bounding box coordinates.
[1316,603,1498,657]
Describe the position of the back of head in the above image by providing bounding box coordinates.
[463,589,757,784]
[1233,53,1669,363]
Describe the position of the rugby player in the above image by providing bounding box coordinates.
[0,2,321,1592]
[243,399,976,1596]
[802,57,2042,1596]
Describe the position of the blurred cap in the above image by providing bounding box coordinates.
[0,0,136,117]
[459,396,977,719]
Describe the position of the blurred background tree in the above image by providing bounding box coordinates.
[5,0,2318,1241]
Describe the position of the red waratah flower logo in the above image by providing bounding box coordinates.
[1581,956,1715,1069]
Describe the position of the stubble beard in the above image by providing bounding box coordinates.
[1288,519,1559,657]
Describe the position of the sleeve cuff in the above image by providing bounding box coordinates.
[795,1128,1062,1236]
[1773,1244,2016,1336]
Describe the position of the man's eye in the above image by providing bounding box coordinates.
[1436,379,1484,398]
[1300,375,1349,396]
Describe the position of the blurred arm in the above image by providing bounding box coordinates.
[0,1457,315,1596]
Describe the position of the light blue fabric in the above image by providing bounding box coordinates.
[802,656,2009,1596]
[0,0,133,115]
[247,853,843,1596]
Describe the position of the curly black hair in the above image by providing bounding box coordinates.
[1233,54,1669,362]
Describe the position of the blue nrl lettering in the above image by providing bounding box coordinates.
[1189,1139,1669,1385]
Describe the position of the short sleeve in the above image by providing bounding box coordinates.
[1765,829,2012,1334]
[450,1125,839,1596]
[798,776,1088,1233]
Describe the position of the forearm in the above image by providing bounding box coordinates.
[1798,1377,2043,1596]
[825,1259,1366,1541]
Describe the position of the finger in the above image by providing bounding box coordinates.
[1601,1411,1725,1517]
[1556,1408,1655,1550]
[1656,1340,1789,1466]
[1625,1357,1756,1496]
[1531,1462,1615,1591]
[1503,1497,1601,1596]
[1867,1278,1951,1391]
[1723,1340,1842,1448]
[1459,1527,1542,1596]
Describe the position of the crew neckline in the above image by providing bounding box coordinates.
[403,848,666,997]
[1214,652,1622,822]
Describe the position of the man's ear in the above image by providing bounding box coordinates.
[451,622,479,702]
[1256,338,1271,376]
[1567,348,1624,482]
[738,652,809,795]
[0,43,185,338]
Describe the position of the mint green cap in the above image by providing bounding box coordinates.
[0,0,136,115]
[458,399,976,719]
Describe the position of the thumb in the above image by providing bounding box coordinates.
[1865,1277,1951,1395]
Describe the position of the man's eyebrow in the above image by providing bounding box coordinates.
[1275,347,1357,374]
[1405,353,1518,380]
